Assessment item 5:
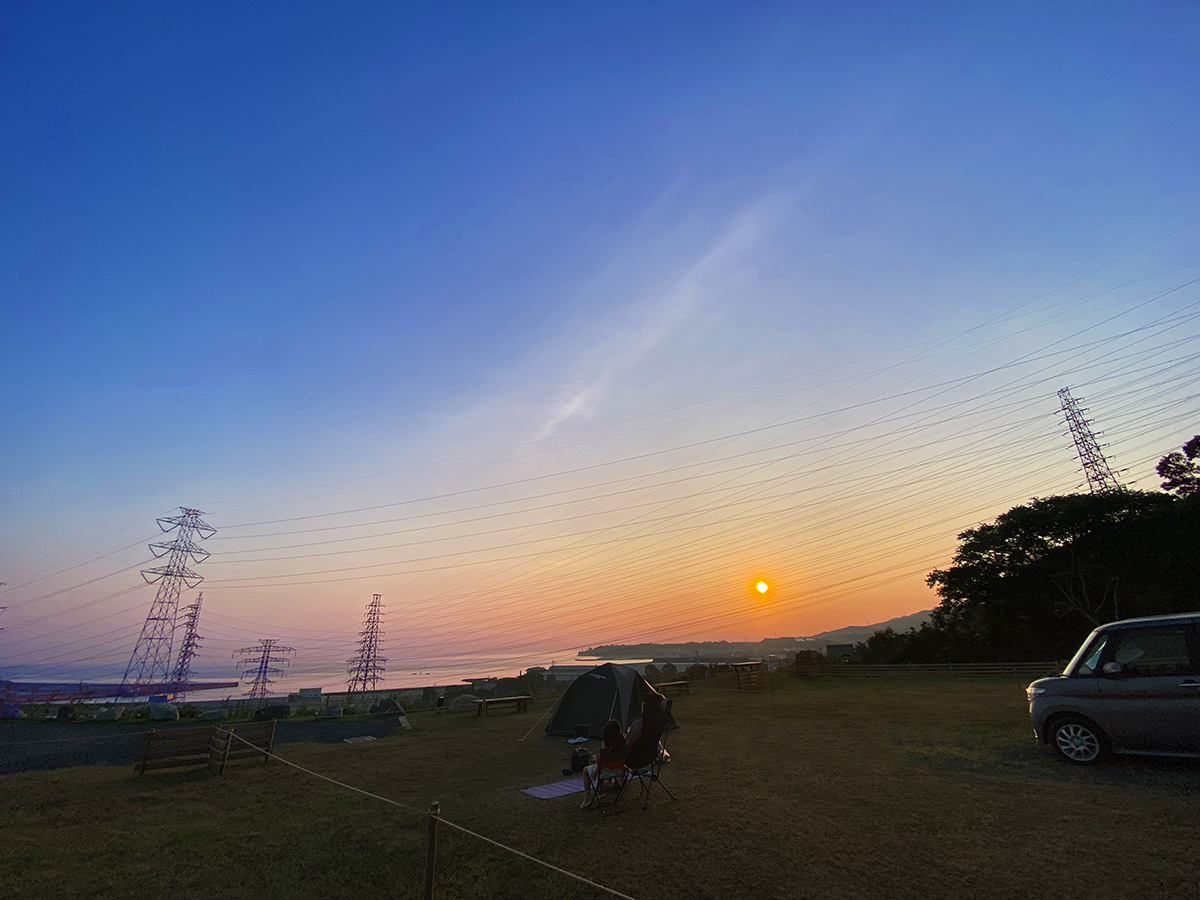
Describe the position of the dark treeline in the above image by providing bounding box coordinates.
[856,436,1200,664]
[582,637,816,660]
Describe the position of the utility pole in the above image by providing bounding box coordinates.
[123,508,216,691]
[168,593,205,701]
[234,639,296,703]
[346,593,387,701]
[1057,388,1124,492]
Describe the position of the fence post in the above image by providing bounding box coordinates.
[948,661,954,677]
[137,728,155,776]
[424,801,440,900]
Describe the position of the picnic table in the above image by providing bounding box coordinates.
[653,680,690,696]
[474,695,532,716]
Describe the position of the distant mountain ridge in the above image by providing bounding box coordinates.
[806,610,932,647]
[580,609,932,662]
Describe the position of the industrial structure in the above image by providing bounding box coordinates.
[234,639,296,701]
[168,593,205,701]
[1057,388,1124,493]
[122,508,216,691]
[346,593,386,697]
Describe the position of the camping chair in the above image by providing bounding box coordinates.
[580,744,628,811]
[616,698,677,811]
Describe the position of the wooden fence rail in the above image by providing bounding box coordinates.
[209,720,277,775]
[136,725,214,774]
[819,661,1064,678]
[135,720,277,776]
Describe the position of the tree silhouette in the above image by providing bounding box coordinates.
[1157,434,1200,497]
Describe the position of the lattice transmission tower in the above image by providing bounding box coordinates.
[1058,387,1124,493]
[346,593,387,697]
[233,639,296,702]
[122,508,216,691]
[168,593,205,701]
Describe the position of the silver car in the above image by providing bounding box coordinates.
[1027,612,1200,764]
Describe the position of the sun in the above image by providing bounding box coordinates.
[756,581,769,594]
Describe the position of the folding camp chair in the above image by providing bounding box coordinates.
[615,698,676,811]
[580,744,628,811]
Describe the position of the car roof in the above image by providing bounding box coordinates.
[1097,612,1200,631]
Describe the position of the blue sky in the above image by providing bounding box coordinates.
[1,3,1197,682]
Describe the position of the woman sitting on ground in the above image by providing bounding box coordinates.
[581,719,626,808]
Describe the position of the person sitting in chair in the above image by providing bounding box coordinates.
[624,690,667,759]
[581,719,626,808]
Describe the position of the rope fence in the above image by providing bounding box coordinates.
[225,731,638,900]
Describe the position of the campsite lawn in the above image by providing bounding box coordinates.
[1,676,1198,900]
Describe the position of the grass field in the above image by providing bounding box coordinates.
[1,677,1197,900]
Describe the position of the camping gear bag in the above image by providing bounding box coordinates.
[571,747,589,772]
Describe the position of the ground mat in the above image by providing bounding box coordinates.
[521,776,584,799]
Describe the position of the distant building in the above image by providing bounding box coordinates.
[462,677,500,690]
[544,665,597,685]
[824,643,855,661]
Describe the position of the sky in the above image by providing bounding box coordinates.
[1,2,1197,689]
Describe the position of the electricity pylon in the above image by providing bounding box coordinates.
[168,593,205,701]
[346,593,386,698]
[122,508,216,691]
[1058,388,1124,493]
[234,639,296,702]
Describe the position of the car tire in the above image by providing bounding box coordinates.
[1050,715,1106,765]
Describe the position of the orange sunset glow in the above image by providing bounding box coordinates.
[0,5,1193,695]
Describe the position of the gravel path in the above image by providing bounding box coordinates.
[0,717,401,774]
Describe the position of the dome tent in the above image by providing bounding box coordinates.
[545,662,676,737]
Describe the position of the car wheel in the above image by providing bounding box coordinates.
[1050,716,1106,765]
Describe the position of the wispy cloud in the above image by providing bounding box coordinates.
[535,206,771,439]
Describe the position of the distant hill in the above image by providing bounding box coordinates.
[806,609,932,647]
[580,609,933,662]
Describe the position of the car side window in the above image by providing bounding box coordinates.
[1075,635,1108,676]
[1106,627,1193,677]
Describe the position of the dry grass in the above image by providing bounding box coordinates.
[1,677,1198,900]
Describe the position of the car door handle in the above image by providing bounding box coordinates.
[1179,681,1200,688]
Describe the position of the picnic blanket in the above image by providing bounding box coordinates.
[521,776,585,799]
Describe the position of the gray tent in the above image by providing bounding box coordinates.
[545,662,676,737]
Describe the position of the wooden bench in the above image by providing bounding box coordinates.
[474,695,532,716]
[136,725,215,775]
[653,681,690,696]
[135,720,277,776]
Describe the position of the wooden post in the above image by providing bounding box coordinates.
[137,728,155,776]
[423,801,440,900]
[218,727,232,775]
